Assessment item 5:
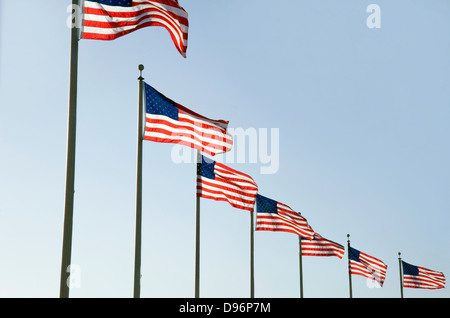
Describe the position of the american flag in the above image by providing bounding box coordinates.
[402,261,445,289]
[301,234,344,258]
[196,155,258,212]
[349,246,387,286]
[255,194,315,240]
[144,83,233,156]
[82,0,189,57]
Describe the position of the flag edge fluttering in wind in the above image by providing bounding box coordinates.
[255,194,315,240]
[143,83,233,156]
[82,0,189,57]
[196,155,258,212]
[349,246,388,287]
[402,261,446,290]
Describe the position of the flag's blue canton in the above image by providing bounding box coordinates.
[199,157,216,180]
[402,261,419,276]
[256,194,278,214]
[94,0,132,6]
[349,247,361,262]
[145,83,178,120]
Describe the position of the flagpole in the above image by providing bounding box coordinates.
[133,64,145,298]
[195,150,201,298]
[250,207,255,298]
[60,0,80,298]
[398,252,404,298]
[347,234,352,298]
[299,236,303,298]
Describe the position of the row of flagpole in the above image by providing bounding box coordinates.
[59,0,212,298]
[61,52,445,298]
[295,234,430,298]
[60,0,444,298]
[297,233,445,298]
[61,0,191,297]
[134,67,251,298]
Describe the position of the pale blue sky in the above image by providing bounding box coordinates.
[0,1,449,298]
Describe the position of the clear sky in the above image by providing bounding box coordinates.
[0,0,449,298]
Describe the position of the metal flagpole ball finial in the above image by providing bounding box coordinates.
[138,64,144,79]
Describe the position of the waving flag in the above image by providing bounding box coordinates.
[301,234,344,258]
[144,83,232,156]
[197,155,258,212]
[83,0,189,57]
[256,194,314,240]
[402,261,445,289]
[349,246,387,286]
